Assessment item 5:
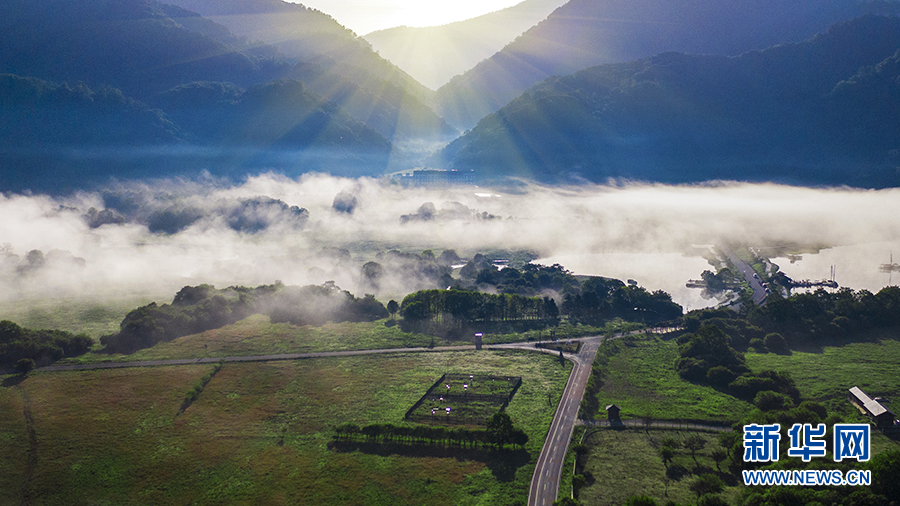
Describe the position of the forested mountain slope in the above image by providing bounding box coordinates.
[436,16,900,188]
[162,0,456,140]
[434,0,893,130]
[0,0,397,191]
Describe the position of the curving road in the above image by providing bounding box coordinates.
[527,336,602,506]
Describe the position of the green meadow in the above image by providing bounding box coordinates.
[745,333,900,420]
[0,349,571,506]
[574,428,739,506]
[567,332,900,506]
[591,335,753,423]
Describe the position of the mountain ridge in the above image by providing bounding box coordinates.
[434,0,894,130]
[435,15,900,188]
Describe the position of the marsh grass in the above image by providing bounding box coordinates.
[745,334,900,419]
[594,336,753,423]
[0,349,571,506]
[575,428,740,506]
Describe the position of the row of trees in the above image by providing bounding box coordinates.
[400,289,559,330]
[0,320,92,367]
[749,286,900,345]
[458,258,581,297]
[334,413,528,450]
[561,281,683,326]
[685,286,900,352]
[101,282,388,353]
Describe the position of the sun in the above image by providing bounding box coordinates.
[296,0,526,35]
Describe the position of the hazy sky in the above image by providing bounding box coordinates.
[291,0,525,34]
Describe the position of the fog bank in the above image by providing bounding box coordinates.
[2,174,899,312]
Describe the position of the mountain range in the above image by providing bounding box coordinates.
[1,0,899,191]
[434,15,900,188]
[160,0,456,140]
[433,0,894,130]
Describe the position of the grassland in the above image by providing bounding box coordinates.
[592,335,753,423]
[575,428,739,506]
[0,293,165,339]
[0,349,571,506]
[54,315,447,364]
[745,333,900,420]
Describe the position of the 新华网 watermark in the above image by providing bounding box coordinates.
[742,423,871,486]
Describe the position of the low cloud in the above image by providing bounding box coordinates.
[1,174,899,310]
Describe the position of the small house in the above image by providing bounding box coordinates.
[848,386,896,429]
[606,404,621,423]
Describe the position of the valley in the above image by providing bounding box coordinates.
[2,0,900,504]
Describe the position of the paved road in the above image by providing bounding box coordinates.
[36,345,482,372]
[527,336,602,506]
[720,244,767,306]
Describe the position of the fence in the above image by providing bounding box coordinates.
[404,373,522,425]
[580,418,733,432]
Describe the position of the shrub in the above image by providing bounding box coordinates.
[14,357,35,375]
[754,390,794,411]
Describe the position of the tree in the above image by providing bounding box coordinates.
[754,390,794,411]
[871,449,900,503]
[543,296,560,322]
[486,412,515,449]
[14,358,35,375]
[711,448,728,472]
[624,495,658,506]
[764,332,790,354]
[659,446,675,468]
[387,300,399,320]
[510,428,529,448]
[683,434,707,464]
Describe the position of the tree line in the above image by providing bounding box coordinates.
[684,285,900,352]
[100,282,388,354]
[0,320,92,369]
[401,289,558,325]
[334,412,528,450]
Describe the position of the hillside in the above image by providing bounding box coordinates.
[433,0,889,130]
[0,0,286,99]
[436,16,900,188]
[364,0,566,90]
[162,0,456,140]
[0,74,392,191]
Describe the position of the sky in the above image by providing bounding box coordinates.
[290,0,526,34]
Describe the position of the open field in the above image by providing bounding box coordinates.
[745,333,900,420]
[0,349,571,506]
[0,293,162,341]
[575,428,739,506]
[592,335,753,423]
[56,315,447,364]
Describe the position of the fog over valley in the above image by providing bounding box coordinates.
[3,174,899,318]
